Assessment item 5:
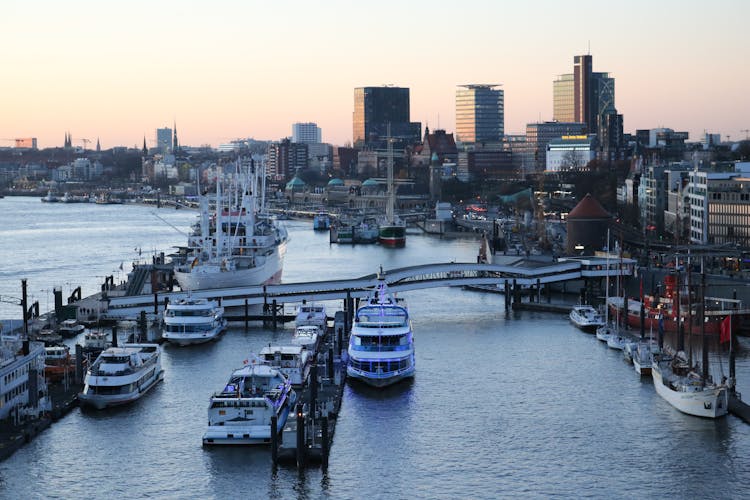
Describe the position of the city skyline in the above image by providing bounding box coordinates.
[2,0,748,149]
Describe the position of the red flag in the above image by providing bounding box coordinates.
[720,316,732,344]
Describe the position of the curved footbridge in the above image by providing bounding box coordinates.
[102,256,635,321]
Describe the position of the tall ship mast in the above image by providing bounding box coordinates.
[378,125,406,247]
[173,158,288,291]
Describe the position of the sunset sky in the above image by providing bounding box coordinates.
[2,0,748,149]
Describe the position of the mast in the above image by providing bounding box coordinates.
[215,166,223,261]
[199,173,210,258]
[687,247,697,366]
[386,123,394,225]
[604,229,610,326]
[701,259,709,383]
[676,269,683,352]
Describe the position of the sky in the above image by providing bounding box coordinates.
[2,0,748,149]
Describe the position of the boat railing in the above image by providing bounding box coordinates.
[350,344,412,352]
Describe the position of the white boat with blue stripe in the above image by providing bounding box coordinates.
[347,279,415,388]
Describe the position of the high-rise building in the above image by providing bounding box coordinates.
[524,121,587,171]
[156,127,173,153]
[552,74,574,123]
[353,86,421,149]
[553,55,616,133]
[573,55,592,126]
[292,122,322,144]
[455,84,504,143]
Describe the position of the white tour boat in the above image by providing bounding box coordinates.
[259,345,313,388]
[295,302,327,331]
[291,325,320,351]
[79,344,164,410]
[58,319,85,338]
[347,279,415,387]
[651,353,728,418]
[202,362,296,445]
[173,159,288,291]
[162,297,226,346]
[570,305,605,333]
[313,212,331,231]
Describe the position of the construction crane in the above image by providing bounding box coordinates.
[73,138,91,150]
[741,129,750,141]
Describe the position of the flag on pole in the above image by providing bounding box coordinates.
[720,315,732,344]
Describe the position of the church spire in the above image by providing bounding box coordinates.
[96,137,101,152]
[142,135,148,155]
[172,120,178,152]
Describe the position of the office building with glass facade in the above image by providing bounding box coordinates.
[553,55,616,134]
[353,86,420,149]
[455,84,504,143]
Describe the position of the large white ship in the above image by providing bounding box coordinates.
[173,159,288,291]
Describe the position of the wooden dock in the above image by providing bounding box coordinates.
[273,310,349,469]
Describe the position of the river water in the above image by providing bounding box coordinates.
[1,196,750,499]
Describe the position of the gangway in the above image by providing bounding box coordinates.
[101,257,635,320]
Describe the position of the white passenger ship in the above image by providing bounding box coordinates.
[162,297,226,346]
[347,280,415,387]
[259,345,312,388]
[173,160,288,291]
[202,362,296,445]
[79,344,163,410]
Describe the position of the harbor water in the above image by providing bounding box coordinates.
[2,196,750,499]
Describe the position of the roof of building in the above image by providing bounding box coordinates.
[362,178,380,187]
[424,129,458,155]
[567,194,610,219]
[285,176,306,189]
[327,178,344,186]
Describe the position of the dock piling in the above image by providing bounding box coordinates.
[321,415,329,471]
[271,415,278,466]
[296,403,306,468]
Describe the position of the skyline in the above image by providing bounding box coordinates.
[2,0,748,149]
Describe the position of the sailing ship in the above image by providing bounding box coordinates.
[651,263,729,418]
[378,127,406,247]
[173,159,288,291]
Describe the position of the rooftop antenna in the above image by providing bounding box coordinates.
[587,40,591,55]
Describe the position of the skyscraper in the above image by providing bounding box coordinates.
[156,127,172,153]
[353,86,421,149]
[553,55,616,133]
[455,84,504,144]
[292,122,322,144]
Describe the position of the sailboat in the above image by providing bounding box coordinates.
[596,231,617,343]
[651,259,729,418]
[173,159,288,290]
[378,126,406,247]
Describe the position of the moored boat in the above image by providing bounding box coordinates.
[651,352,728,418]
[259,345,312,388]
[295,302,327,331]
[347,279,415,387]
[44,345,79,383]
[202,362,296,445]
[570,305,605,333]
[162,297,226,346]
[173,159,288,291]
[79,344,163,410]
[313,212,331,231]
[291,325,320,351]
[58,319,85,338]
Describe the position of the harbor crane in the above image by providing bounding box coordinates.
[75,138,92,150]
[741,129,749,141]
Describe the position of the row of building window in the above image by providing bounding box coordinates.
[3,364,30,386]
[3,381,28,404]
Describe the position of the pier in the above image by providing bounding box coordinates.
[101,257,636,321]
[265,311,349,469]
